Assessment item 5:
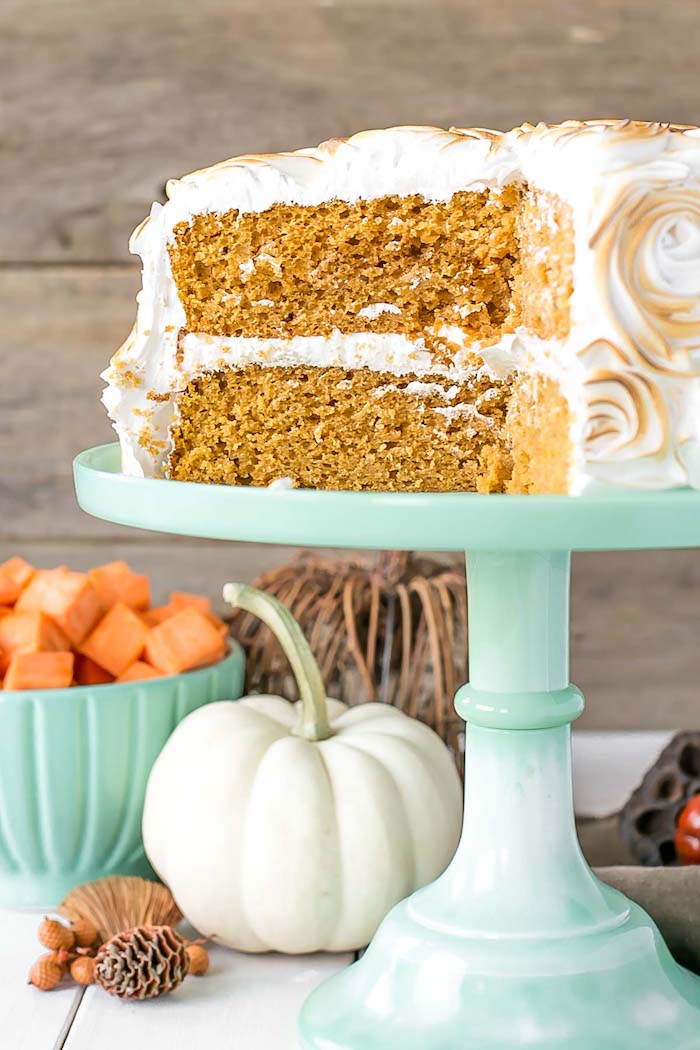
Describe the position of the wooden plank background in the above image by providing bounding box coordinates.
[2,0,699,729]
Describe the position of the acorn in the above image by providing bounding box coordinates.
[29,952,67,991]
[70,918,100,949]
[38,917,75,952]
[70,955,96,986]
[186,943,210,976]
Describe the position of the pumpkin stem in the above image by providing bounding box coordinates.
[223,583,333,742]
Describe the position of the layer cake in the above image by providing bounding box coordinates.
[103,120,700,494]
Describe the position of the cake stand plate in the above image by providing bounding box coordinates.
[75,443,700,551]
[75,444,700,1049]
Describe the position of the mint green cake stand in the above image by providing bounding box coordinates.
[74,443,700,1049]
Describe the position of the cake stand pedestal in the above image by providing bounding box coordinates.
[74,444,700,1050]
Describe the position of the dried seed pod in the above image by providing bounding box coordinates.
[621,733,700,865]
[186,944,209,976]
[38,917,75,952]
[94,925,189,1000]
[60,875,182,944]
[70,955,95,986]
[70,918,100,949]
[29,953,65,991]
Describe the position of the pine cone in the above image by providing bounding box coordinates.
[94,925,189,1000]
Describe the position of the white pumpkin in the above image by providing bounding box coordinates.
[143,583,462,954]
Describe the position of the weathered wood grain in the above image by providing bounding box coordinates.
[572,551,700,730]
[0,268,138,538]
[3,0,698,262]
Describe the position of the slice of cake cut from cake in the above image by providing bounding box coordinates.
[103,120,700,494]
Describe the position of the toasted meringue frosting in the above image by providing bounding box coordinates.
[103,120,700,492]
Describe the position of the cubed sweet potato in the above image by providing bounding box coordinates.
[144,607,225,675]
[79,602,148,677]
[88,561,150,613]
[16,569,101,645]
[74,654,114,686]
[142,602,227,639]
[116,660,165,683]
[140,605,174,627]
[0,610,70,657]
[169,591,212,614]
[4,651,74,691]
[0,557,35,605]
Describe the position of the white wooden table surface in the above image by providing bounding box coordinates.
[0,731,672,1050]
[1,909,353,1050]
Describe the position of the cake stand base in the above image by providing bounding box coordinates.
[299,901,700,1049]
[299,550,700,1049]
[72,448,700,1050]
[299,900,700,1049]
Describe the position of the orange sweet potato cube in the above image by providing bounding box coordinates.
[142,602,227,639]
[169,591,212,614]
[16,569,101,645]
[0,610,70,658]
[4,651,74,691]
[145,607,225,675]
[88,561,151,613]
[140,605,174,627]
[74,654,114,686]
[116,660,165,683]
[208,612,229,639]
[79,603,148,677]
[0,557,35,605]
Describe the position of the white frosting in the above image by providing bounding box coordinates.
[147,127,518,243]
[103,121,700,492]
[357,303,402,319]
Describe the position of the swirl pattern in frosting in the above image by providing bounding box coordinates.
[579,339,669,462]
[591,184,700,376]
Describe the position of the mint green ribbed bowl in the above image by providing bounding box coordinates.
[0,644,245,908]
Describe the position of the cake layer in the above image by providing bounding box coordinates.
[169,186,575,350]
[169,188,522,343]
[168,365,516,492]
[169,364,573,494]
